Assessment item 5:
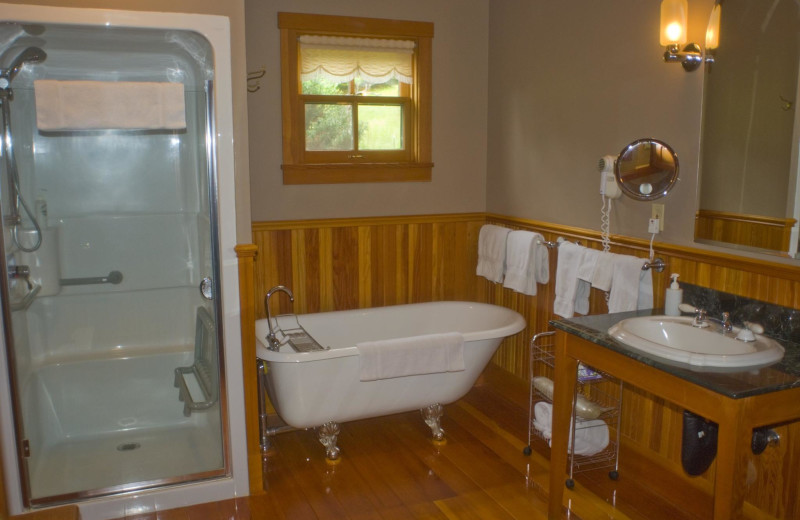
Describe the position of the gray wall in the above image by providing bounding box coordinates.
[487,0,713,246]
[246,0,490,221]
[247,0,718,251]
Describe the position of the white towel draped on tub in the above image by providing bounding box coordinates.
[356,332,465,382]
[476,225,511,283]
[34,80,186,131]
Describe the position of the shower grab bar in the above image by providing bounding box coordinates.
[10,283,40,312]
[60,270,123,286]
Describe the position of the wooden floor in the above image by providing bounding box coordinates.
[121,366,707,520]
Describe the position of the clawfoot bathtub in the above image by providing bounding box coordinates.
[255,301,526,461]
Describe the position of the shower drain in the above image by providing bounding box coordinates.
[116,442,141,452]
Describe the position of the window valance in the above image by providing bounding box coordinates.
[299,35,415,85]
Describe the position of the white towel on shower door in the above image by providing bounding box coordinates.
[356,332,465,382]
[34,80,186,130]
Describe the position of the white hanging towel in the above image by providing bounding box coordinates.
[503,230,537,295]
[591,252,616,291]
[608,255,648,313]
[476,225,511,283]
[553,241,585,318]
[574,248,600,315]
[528,232,550,289]
[638,266,654,310]
[34,80,186,131]
[356,332,465,382]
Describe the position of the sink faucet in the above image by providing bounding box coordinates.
[264,285,294,351]
[678,304,732,333]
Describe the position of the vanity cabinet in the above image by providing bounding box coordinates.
[547,316,800,520]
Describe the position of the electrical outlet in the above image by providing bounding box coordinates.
[651,203,665,231]
[648,218,660,234]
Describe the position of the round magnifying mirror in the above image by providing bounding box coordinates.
[614,138,679,201]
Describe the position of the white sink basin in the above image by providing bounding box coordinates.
[608,316,785,368]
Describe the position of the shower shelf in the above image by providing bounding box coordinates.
[174,306,219,417]
[524,330,622,488]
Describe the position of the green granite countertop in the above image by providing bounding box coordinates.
[550,309,800,399]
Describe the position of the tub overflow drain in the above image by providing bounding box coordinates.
[117,442,141,452]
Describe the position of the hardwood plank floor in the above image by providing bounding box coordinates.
[121,366,708,520]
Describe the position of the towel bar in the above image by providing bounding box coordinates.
[642,258,666,273]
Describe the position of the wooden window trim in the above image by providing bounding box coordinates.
[279,12,433,185]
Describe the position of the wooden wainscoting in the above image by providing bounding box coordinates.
[250,212,800,518]
[695,209,796,252]
[251,214,486,319]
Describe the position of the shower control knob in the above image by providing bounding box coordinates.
[200,277,214,300]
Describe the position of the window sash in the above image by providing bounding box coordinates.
[279,12,433,184]
[301,95,412,163]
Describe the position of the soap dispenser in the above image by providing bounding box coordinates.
[665,273,683,316]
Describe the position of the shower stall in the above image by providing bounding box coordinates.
[0,4,247,517]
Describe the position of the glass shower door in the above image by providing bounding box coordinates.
[0,23,228,506]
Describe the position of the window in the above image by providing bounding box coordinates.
[278,13,433,184]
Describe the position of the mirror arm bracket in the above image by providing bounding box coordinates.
[663,43,703,72]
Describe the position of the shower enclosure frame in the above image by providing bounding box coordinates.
[0,4,248,519]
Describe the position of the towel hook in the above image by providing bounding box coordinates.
[248,66,266,93]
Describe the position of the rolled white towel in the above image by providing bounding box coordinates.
[533,401,610,456]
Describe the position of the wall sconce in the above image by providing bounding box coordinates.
[660,0,703,72]
[704,3,721,66]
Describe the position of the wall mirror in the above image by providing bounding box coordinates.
[694,0,800,257]
[615,138,679,201]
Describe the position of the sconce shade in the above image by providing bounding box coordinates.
[660,0,688,46]
[705,4,721,50]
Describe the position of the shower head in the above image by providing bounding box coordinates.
[0,46,47,85]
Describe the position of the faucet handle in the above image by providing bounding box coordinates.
[678,304,709,328]
[743,321,764,334]
[736,321,764,342]
[678,303,699,314]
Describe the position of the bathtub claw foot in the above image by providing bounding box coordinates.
[317,421,341,462]
[421,404,446,443]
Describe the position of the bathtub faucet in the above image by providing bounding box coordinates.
[265,285,294,351]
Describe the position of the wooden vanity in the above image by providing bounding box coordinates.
[547,312,800,520]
